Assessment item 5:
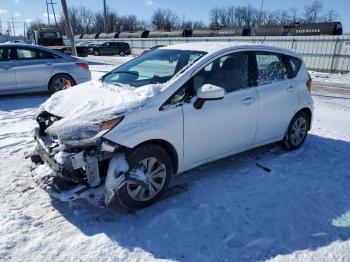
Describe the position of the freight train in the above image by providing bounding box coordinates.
[76,22,343,39]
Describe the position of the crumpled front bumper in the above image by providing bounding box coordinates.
[32,127,102,187]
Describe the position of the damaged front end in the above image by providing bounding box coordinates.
[30,111,132,207]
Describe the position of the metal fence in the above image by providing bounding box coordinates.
[81,35,350,73]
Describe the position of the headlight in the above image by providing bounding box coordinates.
[99,116,124,131]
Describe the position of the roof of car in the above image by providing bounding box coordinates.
[160,42,301,57]
[0,43,67,57]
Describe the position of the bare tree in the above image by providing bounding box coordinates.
[152,8,179,30]
[323,8,338,22]
[304,0,323,23]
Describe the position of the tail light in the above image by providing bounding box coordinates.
[306,72,312,91]
[76,62,89,70]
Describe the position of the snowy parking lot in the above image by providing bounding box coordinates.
[0,56,350,261]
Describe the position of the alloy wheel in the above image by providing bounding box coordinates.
[126,157,167,202]
[290,117,307,146]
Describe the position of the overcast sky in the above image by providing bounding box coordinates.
[0,0,349,35]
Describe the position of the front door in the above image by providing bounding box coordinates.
[0,47,16,93]
[183,51,258,165]
[14,47,55,92]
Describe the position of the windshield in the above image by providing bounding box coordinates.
[103,49,206,88]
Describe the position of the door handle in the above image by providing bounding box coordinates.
[287,85,296,92]
[241,97,255,105]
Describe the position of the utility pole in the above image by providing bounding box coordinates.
[61,0,77,56]
[46,0,51,26]
[48,0,58,28]
[103,0,108,32]
[11,16,16,36]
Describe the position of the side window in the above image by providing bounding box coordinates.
[16,48,56,60]
[256,53,287,84]
[193,52,249,93]
[0,48,12,61]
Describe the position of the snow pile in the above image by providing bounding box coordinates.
[1,66,350,262]
[42,81,163,142]
[310,71,350,86]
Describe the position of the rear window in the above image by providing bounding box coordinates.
[0,47,12,61]
[119,43,129,48]
[288,56,302,77]
[39,32,61,38]
[16,48,57,59]
[256,53,288,84]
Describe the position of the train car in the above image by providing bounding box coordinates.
[254,25,288,36]
[98,32,120,39]
[118,30,150,38]
[81,33,100,39]
[192,27,250,37]
[289,22,343,36]
[148,29,192,38]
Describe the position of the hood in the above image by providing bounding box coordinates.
[42,80,162,142]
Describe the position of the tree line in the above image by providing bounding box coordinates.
[27,0,338,35]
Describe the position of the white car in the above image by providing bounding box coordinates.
[32,42,314,208]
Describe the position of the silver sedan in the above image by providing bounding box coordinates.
[0,43,91,95]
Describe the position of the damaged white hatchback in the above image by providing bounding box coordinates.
[31,42,314,208]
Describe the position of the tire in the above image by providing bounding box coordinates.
[94,50,100,56]
[48,74,75,94]
[281,111,310,150]
[119,51,125,56]
[117,145,173,208]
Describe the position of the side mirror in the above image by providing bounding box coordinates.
[194,84,225,109]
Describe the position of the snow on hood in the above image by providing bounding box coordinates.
[42,80,162,142]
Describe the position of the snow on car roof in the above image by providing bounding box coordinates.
[160,42,301,57]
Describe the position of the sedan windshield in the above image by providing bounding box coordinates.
[103,49,206,88]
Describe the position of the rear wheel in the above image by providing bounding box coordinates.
[48,74,75,94]
[282,111,310,150]
[119,51,125,56]
[94,50,100,56]
[117,145,173,208]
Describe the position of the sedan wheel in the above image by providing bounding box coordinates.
[48,74,75,94]
[53,77,68,92]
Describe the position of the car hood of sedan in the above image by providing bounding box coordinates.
[42,80,162,142]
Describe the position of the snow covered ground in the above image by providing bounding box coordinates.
[0,56,350,262]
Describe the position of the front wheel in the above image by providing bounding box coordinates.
[117,145,173,208]
[282,111,310,150]
[119,51,125,56]
[94,50,100,56]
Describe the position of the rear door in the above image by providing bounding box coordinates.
[14,47,55,92]
[254,51,299,144]
[0,46,17,93]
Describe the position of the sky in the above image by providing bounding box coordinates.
[0,0,349,35]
